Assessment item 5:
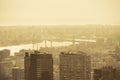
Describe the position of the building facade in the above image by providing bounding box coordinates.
[12,67,24,80]
[24,51,53,80]
[59,52,91,80]
[0,58,13,80]
[0,49,10,59]
[94,66,120,80]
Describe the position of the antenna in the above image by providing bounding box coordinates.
[37,43,39,50]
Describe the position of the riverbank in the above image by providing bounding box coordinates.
[0,40,75,56]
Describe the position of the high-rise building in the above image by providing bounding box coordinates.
[24,51,53,80]
[12,67,24,80]
[102,66,116,80]
[0,58,13,80]
[93,69,102,80]
[24,52,30,80]
[93,66,120,80]
[116,69,120,80]
[59,51,91,80]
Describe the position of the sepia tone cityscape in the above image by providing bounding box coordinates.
[0,26,120,80]
[1,0,120,80]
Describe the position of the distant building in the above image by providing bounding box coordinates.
[59,51,91,80]
[112,45,120,61]
[15,58,24,68]
[13,49,32,68]
[15,49,29,56]
[12,67,24,80]
[24,52,30,80]
[96,37,105,45]
[116,69,120,80]
[94,69,102,80]
[24,51,53,80]
[0,49,10,59]
[94,66,120,80]
[102,66,115,80]
[0,58,13,80]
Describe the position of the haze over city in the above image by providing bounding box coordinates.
[0,0,120,25]
[1,0,120,80]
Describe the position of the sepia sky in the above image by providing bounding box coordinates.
[0,0,120,25]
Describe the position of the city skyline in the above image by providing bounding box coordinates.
[0,0,120,80]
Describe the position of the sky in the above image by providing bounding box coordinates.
[0,0,120,25]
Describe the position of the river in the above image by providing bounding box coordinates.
[0,39,96,56]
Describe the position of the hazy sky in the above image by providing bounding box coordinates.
[0,0,120,25]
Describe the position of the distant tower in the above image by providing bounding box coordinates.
[59,51,91,80]
[24,52,30,80]
[24,51,53,80]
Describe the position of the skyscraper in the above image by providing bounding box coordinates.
[93,66,120,80]
[12,67,24,80]
[102,66,115,80]
[0,58,13,80]
[24,52,30,80]
[24,51,53,80]
[59,51,91,80]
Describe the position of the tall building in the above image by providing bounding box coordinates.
[24,51,53,80]
[116,69,120,80]
[93,66,120,80]
[24,53,30,80]
[0,58,13,80]
[59,51,91,80]
[102,66,116,80]
[12,67,24,80]
[94,69,102,80]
